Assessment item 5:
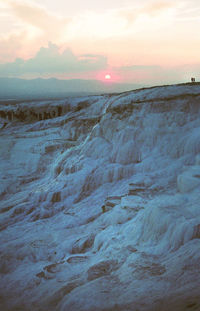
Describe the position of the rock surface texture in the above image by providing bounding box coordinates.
[0,84,200,311]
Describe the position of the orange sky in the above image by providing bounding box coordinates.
[0,0,200,84]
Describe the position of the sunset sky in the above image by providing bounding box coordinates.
[0,0,200,84]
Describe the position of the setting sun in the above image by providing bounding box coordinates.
[105,74,111,80]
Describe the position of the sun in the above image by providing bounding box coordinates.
[96,71,119,83]
[105,74,111,80]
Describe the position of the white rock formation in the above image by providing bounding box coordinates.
[0,84,200,311]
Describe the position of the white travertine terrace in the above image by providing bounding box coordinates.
[0,84,200,311]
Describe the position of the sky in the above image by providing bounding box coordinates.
[0,0,200,84]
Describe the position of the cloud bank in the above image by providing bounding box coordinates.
[0,42,107,76]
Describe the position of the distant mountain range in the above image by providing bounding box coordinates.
[0,77,143,100]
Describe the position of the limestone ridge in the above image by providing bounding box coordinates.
[0,83,200,311]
